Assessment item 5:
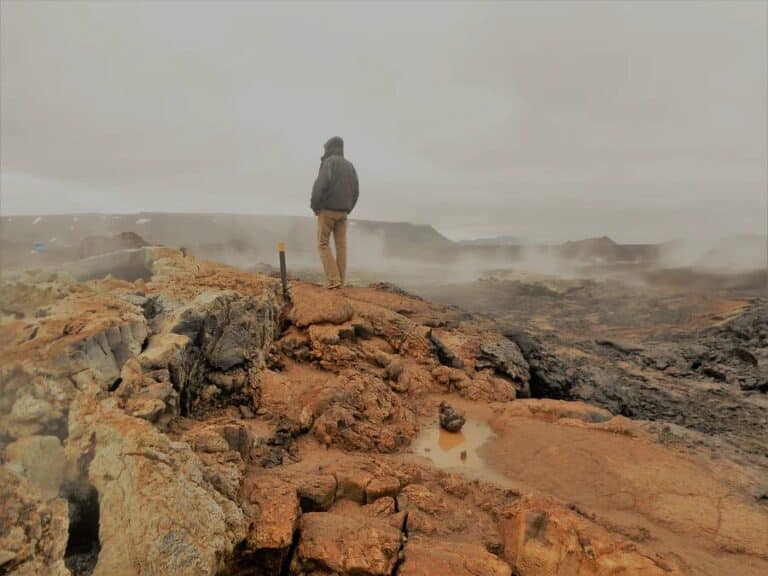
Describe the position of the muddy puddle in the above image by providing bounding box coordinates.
[410,418,511,486]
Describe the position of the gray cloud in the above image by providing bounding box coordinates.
[1,1,766,242]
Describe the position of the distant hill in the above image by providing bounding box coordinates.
[456,234,662,265]
[458,235,524,247]
[0,213,457,269]
[556,236,660,263]
[696,235,767,271]
[456,235,661,266]
[3,214,720,273]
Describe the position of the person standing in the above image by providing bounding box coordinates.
[311,136,359,289]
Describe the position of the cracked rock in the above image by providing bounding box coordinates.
[290,512,402,576]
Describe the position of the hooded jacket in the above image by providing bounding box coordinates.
[311,136,359,213]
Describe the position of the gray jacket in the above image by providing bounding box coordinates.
[311,136,359,213]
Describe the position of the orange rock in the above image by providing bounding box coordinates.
[288,284,354,327]
[247,477,300,551]
[400,484,449,516]
[0,467,69,576]
[400,538,511,576]
[367,476,401,503]
[501,496,683,576]
[308,321,356,346]
[297,474,337,512]
[367,496,397,516]
[292,512,402,576]
[431,365,468,387]
[335,468,373,504]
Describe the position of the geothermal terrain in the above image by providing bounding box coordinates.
[1,214,766,576]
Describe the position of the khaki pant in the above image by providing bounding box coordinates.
[317,209,348,287]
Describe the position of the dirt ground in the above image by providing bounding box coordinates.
[416,269,767,461]
[1,249,766,576]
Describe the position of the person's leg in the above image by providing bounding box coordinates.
[333,213,348,286]
[317,211,341,287]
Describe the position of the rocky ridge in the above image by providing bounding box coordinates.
[1,248,765,575]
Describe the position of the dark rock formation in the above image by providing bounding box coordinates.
[476,339,530,397]
[504,330,572,399]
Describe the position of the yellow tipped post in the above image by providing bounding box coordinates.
[278,241,288,299]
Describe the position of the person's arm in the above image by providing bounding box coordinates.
[311,160,332,214]
[350,166,359,211]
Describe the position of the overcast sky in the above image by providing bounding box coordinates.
[1,1,766,242]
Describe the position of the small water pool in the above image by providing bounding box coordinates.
[410,418,513,488]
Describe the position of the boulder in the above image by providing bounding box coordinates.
[258,370,307,422]
[463,372,517,402]
[477,339,530,397]
[217,423,252,457]
[400,539,511,576]
[298,474,337,512]
[125,386,175,423]
[172,291,278,371]
[312,373,417,453]
[439,401,466,433]
[367,496,397,517]
[431,365,469,388]
[308,322,356,346]
[137,333,191,372]
[116,357,143,397]
[198,452,244,502]
[366,476,401,503]
[0,369,75,439]
[275,328,312,362]
[335,468,373,504]
[347,300,423,353]
[247,477,300,551]
[291,512,403,576]
[4,392,58,438]
[193,429,232,453]
[504,330,572,399]
[288,284,354,327]
[185,424,250,501]
[429,330,465,368]
[86,408,246,576]
[0,467,69,576]
[116,355,180,425]
[207,369,246,392]
[4,435,66,500]
[399,484,448,516]
[52,318,149,387]
[501,496,683,576]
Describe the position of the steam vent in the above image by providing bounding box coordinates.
[1,248,766,576]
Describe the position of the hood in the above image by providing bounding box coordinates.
[323,136,344,160]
